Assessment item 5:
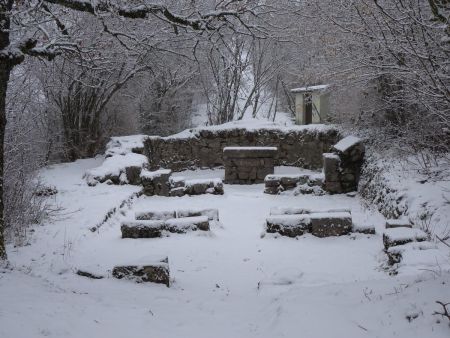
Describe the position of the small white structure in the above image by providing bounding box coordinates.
[291,85,330,125]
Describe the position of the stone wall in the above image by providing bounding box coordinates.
[144,125,340,171]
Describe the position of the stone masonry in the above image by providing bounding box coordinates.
[323,136,365,194]
[145,126,340,172]
[223,147,277,184]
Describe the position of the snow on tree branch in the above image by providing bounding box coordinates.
[43,0,254,32]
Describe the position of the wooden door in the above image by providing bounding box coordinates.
[304,93,312,125]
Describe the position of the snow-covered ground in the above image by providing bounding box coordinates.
[1,159,449,338]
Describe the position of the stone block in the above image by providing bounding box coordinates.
[125,166,142,185]
[310,212,352,237]
[112,259,170,286]
[266,215,311,237]
[121,220,165,238]
[170,187,186,197]
[382,228,427,249]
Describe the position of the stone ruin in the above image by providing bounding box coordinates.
[80,126,369,286]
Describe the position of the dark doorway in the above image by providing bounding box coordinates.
[304,92,312,124]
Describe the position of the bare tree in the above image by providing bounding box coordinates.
[0,0,283,260]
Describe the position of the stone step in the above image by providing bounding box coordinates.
[121,216,210,238]
[382,228,428,250]
[386,241,437,265]
[266,215,311,237]
[385,219,412,229]
[135,210,176,221]
[309,212,352,237]
[266,211,353,238]
[112,257,170,286]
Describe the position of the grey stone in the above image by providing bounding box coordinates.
[310,212,352,237]
[382,228,427,249]
[135,210,176,221]
[125,166,142,185]
[121,220,165,238]
[112,260,170,286]
[266,215,311,237]
[170,187,186,197]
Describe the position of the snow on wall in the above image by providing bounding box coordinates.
[144,122,340,171]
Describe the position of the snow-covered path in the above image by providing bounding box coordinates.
[1,159,449,338]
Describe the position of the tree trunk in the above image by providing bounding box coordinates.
[0,0,14,260]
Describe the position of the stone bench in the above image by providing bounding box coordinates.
[122,208,220,238]
[121,216,210,238]
[223,147,277,184]
[112,257,170,286]
[266,209,353,238]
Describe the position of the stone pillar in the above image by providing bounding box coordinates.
[323,136,365,194]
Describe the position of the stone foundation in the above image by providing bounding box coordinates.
[223,147,277,184]
[144,125,339,171]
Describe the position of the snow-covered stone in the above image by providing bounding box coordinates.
[84,153,148,186]
[333,136,362,154]
[105,135,147,157]
[383,228,428,249]
[184,178,224,195]
[135,210,176,221]
[112,258,170,286]
[165,216,210,232]
[121,220,166,238]
[309,212,353,237]
[264,173,323,195]
[385,218,412,229]
[386,241,437,265]
[141,169,172,196]
[270,206,311,215]
[266,215,311,237]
